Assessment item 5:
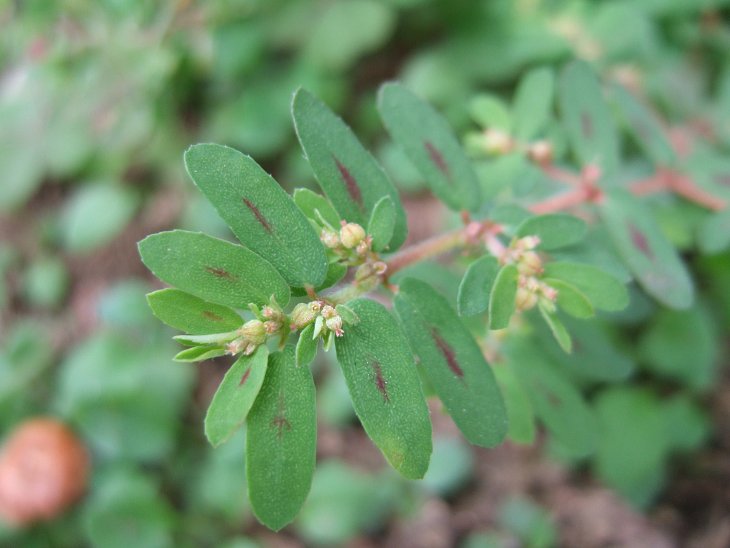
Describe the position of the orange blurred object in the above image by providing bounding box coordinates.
[0,418,89,526]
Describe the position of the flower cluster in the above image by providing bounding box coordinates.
[501,235,559,312]
[320,221,373,265]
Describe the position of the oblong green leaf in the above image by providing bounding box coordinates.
[394,278,507,447]
[174,345,227,362]
[611,84,675,167]
[205,346,269,447]
[515,214,587,250]
[146,289,243,335]
[378,82,482,212]
[489,264,518,329]
[542,261,629,311]
[457,255,500,316]
[138,230,290,308]
[293,187,341,228]
[246,347,316,531]
[367,195,396,251]
[558,61,619,173]
[296,324,317,368]
[543,278,594,319]
[538,304,572,353]
[508,339,597,457]
[513,67,554,141]
[599,189,694,309]
[292,89,407,250]
[184,143,328,287]
[334,298,432,479]
[493,364,535,444]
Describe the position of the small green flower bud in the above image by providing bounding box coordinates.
[321,305,337,319]
[516,235,541,251]
[527,140,553,165]
[264,320,281,334]
[289,302,318,330]
[339,222,366,249]
[320,228,340,249]
[539,282,558,302]
[226,340,246,355]
[325,315,344,337]
[239,319,266,345]
[517,251,543,276]
[483,128,514,155]
[515,287,538,311]
[242,342,258,356]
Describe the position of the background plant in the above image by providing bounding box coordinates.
[1,1,729,546]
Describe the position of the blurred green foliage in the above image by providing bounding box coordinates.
[1,0,729,545]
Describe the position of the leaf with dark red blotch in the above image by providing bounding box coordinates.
[138,230,290,309]
[292,89,408,251]
[394,278,508,448]
[184,144,328,287]
[378,82,482,212]
[334,298,432,479]
[146,289,243,335]
[558,61,619,176]
[246,347,316,531]
[205,346,269,447]
[599,189,693,310]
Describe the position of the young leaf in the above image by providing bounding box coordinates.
[697,208,730,254]
[174,345,227,362]
[599,189,694,309]
[296,324,317,368]
[493,364,535,444]
[184,143,328,287]
[538,304,573,353]
[334,298,432,479]
[205,346,269,447]
[292,88,407,250]
[457,255,500,316]
[513,67,555,141]
[489,264,518,329]
[246,347,316,531]
[367,195,396,251]
[146,289,243,335]
[542,261,629,311]
[558,61,619,174]
[611,84,675,167]
[543,279,594,319]
[293,188,341,228]
[394,278,508,447]
[138,230,290,309]
[469,94,512,131]
[515,214,587,250]
[378,82,482,212]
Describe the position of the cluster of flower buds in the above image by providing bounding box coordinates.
[354,260,387,291]
[320,221,373,265]
[501,235,559,312]
[226,318,267,356]
[289,301,346,339]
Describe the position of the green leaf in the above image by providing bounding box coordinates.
[335,298,432,479]
[469,94,512,131]
[394,278,507,447]
[335,304,360,325]
[367,195,396,251]
[599,189,694,309]
[489,264,518,329]
[611,84,675,166]
[558,61,619,173]
[542,261,629,312]
[538,304,572,353]
[543,279,594,319]
[508,340,597,457]
[493,364,535,444]
[138,230,290,309]
[457,255,500,317]
[293,188,341,228]
[513,67,555,141]
[296,324,318,368]
[378,82,482,212]
[246,347,316,531]
[515,214,587,250]
[174,345,227,362]
[184,143,328,287]
[205,347,269,447]
[146,289,243,335]
[698,208,730,254]
[292,88,407,250]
